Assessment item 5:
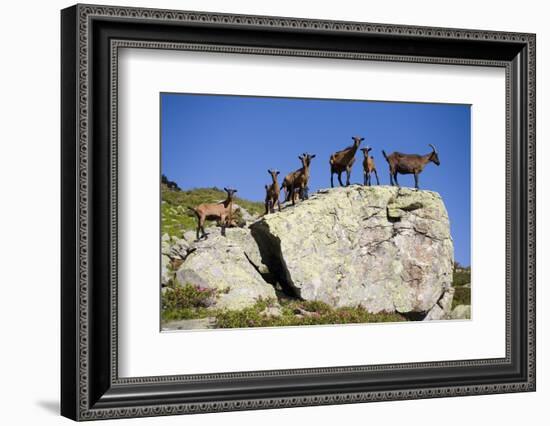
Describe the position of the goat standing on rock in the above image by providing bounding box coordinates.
[264,169,281,214]
[188,187,238,240]
[281,153,316,205]
[382,144,440,189]
[329,136,363,187]
[360,146,380,186]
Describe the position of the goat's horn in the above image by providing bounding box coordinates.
[429,144,437,153]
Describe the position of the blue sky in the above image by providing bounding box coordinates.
[161,93,471,266]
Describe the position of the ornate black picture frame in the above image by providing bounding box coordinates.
[61,4,536,421]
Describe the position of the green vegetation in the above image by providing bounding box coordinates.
[161,283,405,328]
[161,284,217,321]
[453,268,471,287]
[215,298,405,328]
[452,287,471,309]
[452,267,471,309]
[161,184,264,238]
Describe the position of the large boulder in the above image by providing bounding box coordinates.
[250,185,454,317]
[175,227,277,310]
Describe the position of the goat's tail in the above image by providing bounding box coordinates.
[382,150,389,162]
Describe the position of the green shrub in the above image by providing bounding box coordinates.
[161,284,217,321]
[453,269,471,287]
[452,286,471,309]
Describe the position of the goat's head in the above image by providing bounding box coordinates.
[267,169,280,179]
[223,187,238,200]
[352,136,365,148]
[360,147,372,157]
[428,144,440,166]
[299,153,316,167]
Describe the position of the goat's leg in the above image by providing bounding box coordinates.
[374,169,380,185]
[220,214,227,236]
[337,172,344,187]
[290,187,296,205]
[345,168,351,186]
[277,199,281,212]
[394,173,400,188]
[198,216,207,240]
[330,172,334,188]
[414,173,419,189]
[363,171,367,186]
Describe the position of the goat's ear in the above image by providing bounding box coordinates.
[310,154,316,159]
[361,138,365,141]
[223,187,228,192]
[276,171,280,175]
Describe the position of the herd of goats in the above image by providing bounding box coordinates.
[188,137,440,240]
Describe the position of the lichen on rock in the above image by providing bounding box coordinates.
[250,185,454,318]
[175,227,277,311]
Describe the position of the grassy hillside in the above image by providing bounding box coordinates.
[161,184,265,238]
[452,268,471,308]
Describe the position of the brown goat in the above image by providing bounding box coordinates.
[281,153,316,205]
[188,187,237,240]
[329,136,363,187]
[264,169,281,214]
[382,144,440,189]
[360,147,380,186]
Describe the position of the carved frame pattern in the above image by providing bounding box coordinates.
[61,4,536,421]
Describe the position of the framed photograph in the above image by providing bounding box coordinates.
[61,4,536,421]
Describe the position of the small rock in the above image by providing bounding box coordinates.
[168,237,190,259]
[161,286,173,296]
[161,255,172,287]
[261,306,282,317]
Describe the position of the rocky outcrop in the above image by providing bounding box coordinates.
[250,186,454,318]
[175,227,277,310]
[161,234,190,286]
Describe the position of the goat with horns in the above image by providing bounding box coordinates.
[381,144,440,189]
